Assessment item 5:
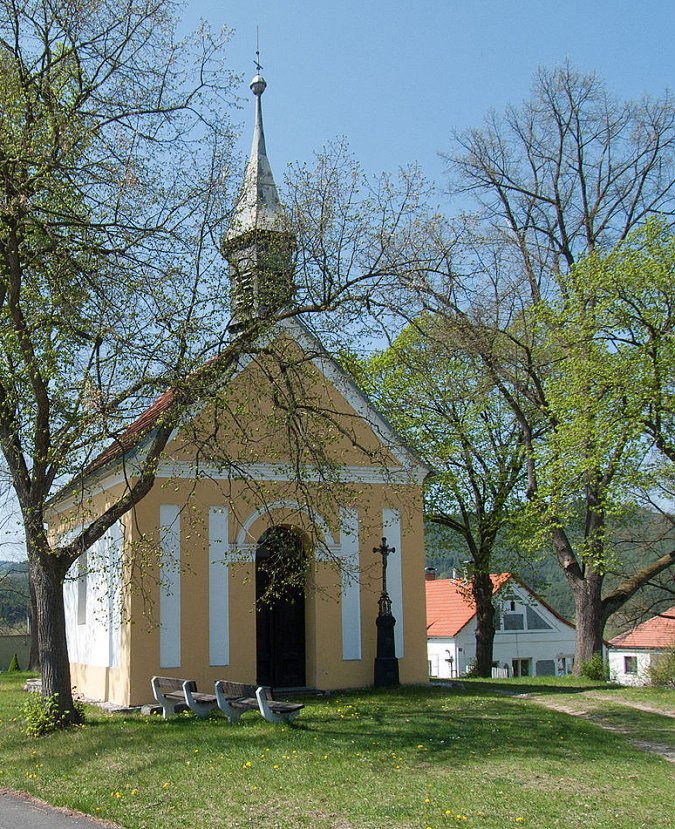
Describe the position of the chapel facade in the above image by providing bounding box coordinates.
[52,72,429,706]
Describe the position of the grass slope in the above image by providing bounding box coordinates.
[0,674,673,828]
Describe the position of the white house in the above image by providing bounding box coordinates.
[608,606,675,686]
[426,574,576,679]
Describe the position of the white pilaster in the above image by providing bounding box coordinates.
[339,507,361,660]
[383,508,404,658]
[209,507,230,666]
[159,505,181,668]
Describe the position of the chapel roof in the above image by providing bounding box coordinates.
[609,606,675,650]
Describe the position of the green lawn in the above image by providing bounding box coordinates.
[0,673,673,828]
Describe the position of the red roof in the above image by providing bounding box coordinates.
[83,388,176,476]
[609,606,675,649]
[426,574,511,637]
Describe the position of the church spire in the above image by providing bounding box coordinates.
[222,71,296,335]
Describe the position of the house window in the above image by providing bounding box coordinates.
[512,658,531,677]
[557,656,574,675]
[526,606,552,630]
[624,655,638,674]
[535,659,556,676]
[504,613,524,630]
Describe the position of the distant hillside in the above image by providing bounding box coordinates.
[0,560,30,630]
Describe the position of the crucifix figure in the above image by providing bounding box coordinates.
[373,536,395,617]
[372,536,399,686]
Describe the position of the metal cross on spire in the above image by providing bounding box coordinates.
[254,25,262,74]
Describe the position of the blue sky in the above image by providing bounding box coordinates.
[2,2,674,560]
[181,0,675,193]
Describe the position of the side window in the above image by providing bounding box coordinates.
[504,613,524,630]
[624,655,638,674]
[77,552,87,625]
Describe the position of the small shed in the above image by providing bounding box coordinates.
[608,607,675,686]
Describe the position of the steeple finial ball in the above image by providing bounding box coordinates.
[250,73,267,96]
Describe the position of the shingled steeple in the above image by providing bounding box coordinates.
[222,73,296,334]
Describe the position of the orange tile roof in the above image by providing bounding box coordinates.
[426,574,512,637]
[609,606,675,649]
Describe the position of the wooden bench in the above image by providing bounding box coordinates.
[214,680,260,723]
[153,677,305,724]
[151,676,191,719]
[255,686,304,724]
[182,681,218,718]
[151,676,217,719]
[214,681,304,724]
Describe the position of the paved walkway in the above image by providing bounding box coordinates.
[0,790,121,829]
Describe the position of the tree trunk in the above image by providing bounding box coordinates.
[28,575,40,671]
[567,568,606,673]
[473,570,496,677]
[28,540,81,725]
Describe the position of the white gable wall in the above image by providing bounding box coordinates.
[428,583,576,678]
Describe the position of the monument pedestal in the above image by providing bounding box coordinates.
[374,612,399,687]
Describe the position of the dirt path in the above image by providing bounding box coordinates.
[522,692,675,763]
[583,691,675,718]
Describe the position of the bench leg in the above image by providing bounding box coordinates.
[255,686,300,724]
[151,678,183,719]
[214,684,245,723]
[161,700,180,719]
[182,682,218,718]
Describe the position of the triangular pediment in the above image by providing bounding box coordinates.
[162,317,430,486]
[51,319,429,513]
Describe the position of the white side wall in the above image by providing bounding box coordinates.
[427,583,576,678]
[65,521,123,669]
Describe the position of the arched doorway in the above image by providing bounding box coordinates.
[255,526,306,688]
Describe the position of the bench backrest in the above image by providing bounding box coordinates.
[216,680,257,698]
[153,676,196,693]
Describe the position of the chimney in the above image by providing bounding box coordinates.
[425,566,437,581]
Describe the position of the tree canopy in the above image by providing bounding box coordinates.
[346,315,527,675]
[393,64,675,669]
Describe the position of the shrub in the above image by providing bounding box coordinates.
[648,647,675,688]
[22,693,86,736]
[580,652,609,681]
[7,653,20,672]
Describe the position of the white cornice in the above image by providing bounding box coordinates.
[155,459,427,486]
